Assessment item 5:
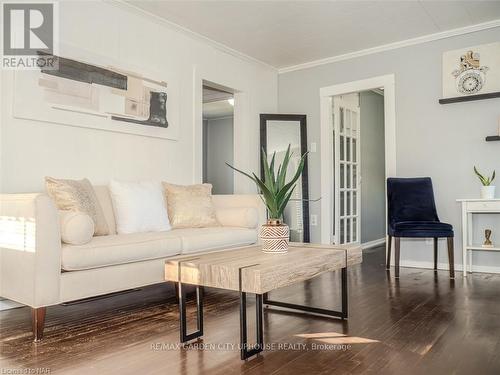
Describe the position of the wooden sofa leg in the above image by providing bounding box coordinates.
[394,237,400,278]
[32,307,46,342]
[386,235,392,270]
[447,237,455,279]
[433,237,438,270]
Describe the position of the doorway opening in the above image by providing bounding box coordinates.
[202,82,235,194]
[319,74,396,247]
[331,90,385,246]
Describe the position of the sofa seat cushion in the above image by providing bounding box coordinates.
[62,232,182,271]
[172,227,258,254]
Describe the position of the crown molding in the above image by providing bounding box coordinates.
[278,19,500,74]
[106,0,277,73]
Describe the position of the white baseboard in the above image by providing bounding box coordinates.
[361,238,386,250]
[369,239,500,274]
[399,260,500,275]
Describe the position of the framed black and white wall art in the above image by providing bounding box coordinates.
[13,44,179,140]
[442,42,500,100]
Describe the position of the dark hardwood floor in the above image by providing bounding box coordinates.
[2,246,500,375]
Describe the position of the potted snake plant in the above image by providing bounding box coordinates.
[227,145,307,253]
[474,166,496,199]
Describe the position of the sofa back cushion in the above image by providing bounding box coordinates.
[93,186,117,235]
[60,184,265,236]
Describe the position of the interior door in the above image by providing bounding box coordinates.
[333,94,361,245]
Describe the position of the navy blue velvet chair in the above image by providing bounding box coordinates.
[387,178,455,278]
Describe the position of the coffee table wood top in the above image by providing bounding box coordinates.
[165,243,362,294]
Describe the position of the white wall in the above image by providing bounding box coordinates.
[0,1,277,193]
[279,27,500,271]
[204,116,234,194]
[359,91,385,243]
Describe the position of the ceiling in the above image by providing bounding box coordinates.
[203,86,234,119]
[203,86,232,104]
[203,99,234,120]
[127,1,500,69]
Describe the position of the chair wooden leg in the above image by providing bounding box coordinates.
[447,237,455,279]
[386,235,392,270]
[394,237,400,278]
[32,307,46,342]
[433,237,438,270]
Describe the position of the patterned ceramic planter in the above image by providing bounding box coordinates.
[260,219,289,253]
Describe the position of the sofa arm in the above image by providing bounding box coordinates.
[212,194,267,227]
[0,193,61,307]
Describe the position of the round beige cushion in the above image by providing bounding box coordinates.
[59,211,95,245]
[215,207,259,228]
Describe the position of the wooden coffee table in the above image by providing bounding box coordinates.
[165,243,362,360]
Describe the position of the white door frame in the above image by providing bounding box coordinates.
[319,74,396,244]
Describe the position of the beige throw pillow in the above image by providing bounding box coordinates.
[45,177,109,236]
[163,182,219,228]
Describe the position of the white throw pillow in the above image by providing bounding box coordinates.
[109,180,172,234]
[59,211,95,245]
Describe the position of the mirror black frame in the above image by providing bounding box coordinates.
[259,114,310,243]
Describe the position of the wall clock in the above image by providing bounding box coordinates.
[452,50,489,95]
[441,42,500,103]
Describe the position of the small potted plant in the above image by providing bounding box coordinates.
[227,145,307,253]
[474,166,496,199]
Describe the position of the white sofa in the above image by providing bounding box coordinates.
[0,186,266,340]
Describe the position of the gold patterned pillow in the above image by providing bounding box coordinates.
[162,183,219,228]
[45,177,109,236]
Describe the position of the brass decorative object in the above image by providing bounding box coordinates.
[483,229,493,248]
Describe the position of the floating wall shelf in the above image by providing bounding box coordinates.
[439,91,500,104]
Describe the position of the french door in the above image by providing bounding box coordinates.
[332,95,361,245]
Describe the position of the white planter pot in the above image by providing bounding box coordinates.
[259,221,289,253]
[480,185,496,199]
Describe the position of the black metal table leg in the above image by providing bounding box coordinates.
[264,259,348,319]
[178,259,203,343]
[341,266,348,318]
[239,265,263,360]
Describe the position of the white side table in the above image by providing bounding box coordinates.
[457,199,500,276]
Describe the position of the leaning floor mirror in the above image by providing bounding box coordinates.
[260,114,310,243]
